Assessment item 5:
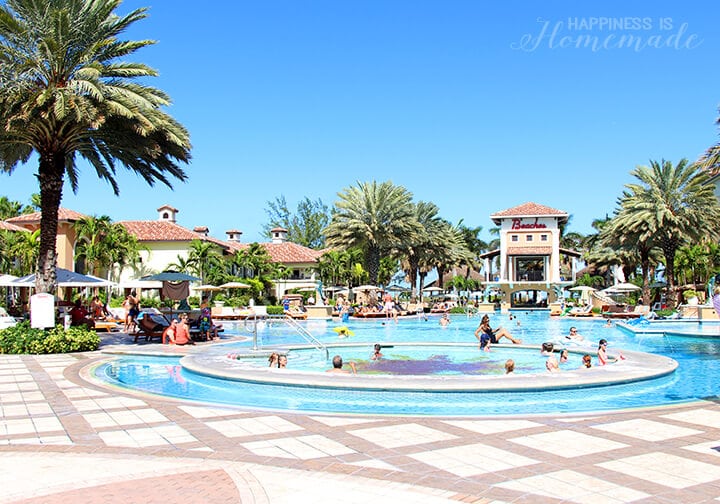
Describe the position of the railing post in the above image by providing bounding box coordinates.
[252,314,258,351]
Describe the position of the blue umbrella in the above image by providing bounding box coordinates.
[13,268,113,287]
[140,271,200,282]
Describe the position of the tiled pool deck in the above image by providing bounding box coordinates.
[2,333,720,503]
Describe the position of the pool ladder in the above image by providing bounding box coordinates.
[260,314,329,361]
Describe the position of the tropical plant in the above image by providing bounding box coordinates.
[0,0,191,294]
[616,159,720,306]
[0,227,38,275]
[0,195,33,219]
[324,181,422,284]
[186,239,223,285]
[264,195,330,249]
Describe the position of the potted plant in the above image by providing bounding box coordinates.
[683,289,699,305]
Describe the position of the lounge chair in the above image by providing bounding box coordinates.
[568,305,593,317]
[135,313,169,343]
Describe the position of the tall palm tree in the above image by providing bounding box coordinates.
[395,201,444,297]
[0,0,191,294]
[619,159,720,306]
[324,181,421,284]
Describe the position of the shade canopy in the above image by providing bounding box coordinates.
[192,284,222,291]
[352,285,379,292]
[13,268,114,288]
[569,286,596,292]
[605,282,641,293]
[0,274,18,287]
[140,271,200,282]
[220,281,251,289]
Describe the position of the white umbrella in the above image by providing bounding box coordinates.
[220,281,251,289]
[569,285,596,302]
[352,285,379,292]
[192,284,222,291]
[605,282,641,293]
[0,274,18,287]
[13,268,113,288]
[569,286,596,292]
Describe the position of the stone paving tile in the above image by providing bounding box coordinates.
[591,418,704,441]
[1,353,720,503]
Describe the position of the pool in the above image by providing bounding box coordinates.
[93,312,720,416]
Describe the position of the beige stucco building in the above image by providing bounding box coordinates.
[480,202,580,308]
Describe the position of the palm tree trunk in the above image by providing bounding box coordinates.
[36,153,65,295]
[367,244,380,285]
[640,248,650,306]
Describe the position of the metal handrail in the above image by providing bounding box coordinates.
[265,314,329,360]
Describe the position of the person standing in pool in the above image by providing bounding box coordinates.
[371,344,383,360]
[326,355,357,374]
[474,314,521,346]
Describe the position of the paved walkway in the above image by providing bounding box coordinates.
[2,337,720,503]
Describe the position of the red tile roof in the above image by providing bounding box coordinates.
[5,207,88,224]
[229,241,322,264]
[0,221,29,232]
[119,221,228,249]
[491,202,567,218]
[491,202,568,225]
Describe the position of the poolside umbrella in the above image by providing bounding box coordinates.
[352,285,379,292]
[605,283,641,293]
[0,274,18,287]
[192,284,222,291]
[140,271,200,282]
[569,286,595,303]
[13,268,114,287]
[220,281,251,289]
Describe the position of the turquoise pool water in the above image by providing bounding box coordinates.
[233,344,582,375]
[97,312,720,416]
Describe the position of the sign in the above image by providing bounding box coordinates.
[30,293,55,329]
[511,218,547,230]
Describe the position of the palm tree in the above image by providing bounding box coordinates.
[324,181,421,284]
[73,215,113,275]
[600,210,662,305]
[619,159,720,306]
[0,0,191,294]
[186,239,223,285]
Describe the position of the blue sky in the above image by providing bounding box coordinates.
[2,1,719,243]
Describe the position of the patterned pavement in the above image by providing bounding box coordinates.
[2,347,720,503]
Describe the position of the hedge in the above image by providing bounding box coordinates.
[0,322,100,354]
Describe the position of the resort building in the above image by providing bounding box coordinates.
[117,205,231,288]
[226,227,324,299]
[5,208,87,272]
[480,202,580,309]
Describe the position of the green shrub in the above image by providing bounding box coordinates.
[0,322,100,354]
[266,305,284,315]
[449,306,466,314]
[187,296,200,308]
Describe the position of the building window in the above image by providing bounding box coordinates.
[541,234,548,242]
[511,235,518,242]
[526,235,533,242]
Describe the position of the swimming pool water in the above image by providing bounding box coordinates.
[97,312,720,416]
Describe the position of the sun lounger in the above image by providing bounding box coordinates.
[134,313,169,343]
[568,305,593,317]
